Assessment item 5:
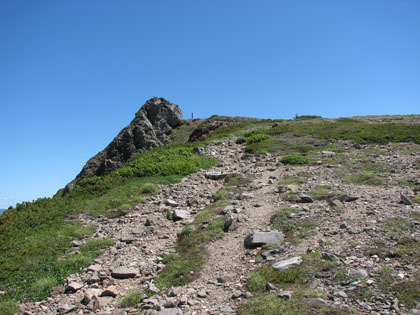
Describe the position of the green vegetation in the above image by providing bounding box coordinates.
[241,252,344,315]
[414,195,420,204]
[393,280,420,308]
[154,212,225,289]
[0,145,217,303]
[294,115,323,121]
[280,155,309,165]
[345,171,385,186]
[237,291,348,315]
[120,290,143,307]
[270,208,317,244]
[0,301,18,315]
[246,134,271,144]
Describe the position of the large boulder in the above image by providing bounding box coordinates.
[72,97,183,182]
[244,230,284,248]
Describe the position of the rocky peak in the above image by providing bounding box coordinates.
[75,97,182,180]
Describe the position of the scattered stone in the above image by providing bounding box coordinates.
[298,193,313,203]
[157,308,182,315]
[87,264,102,272]
[335,195,359,202]
[172,209,189,221]
[97,297,114,308]
[336,291,348,298]
[145,216,156,226]
[238,192,253,200]
[205,172,228,180]
[186,198,199,206]
[278,291,294,299]
[322,252,338,261]
[266,282,277,291]
[119,235,135,244]
[148,282,160,294]
[400,193,413,205]
[329,199,344,208]
[272,256,302,271]
[220,304,234,312]
[197,290,207,298]
[100,286,118,297]
[58,304,78,314]
[244,230,284,248]
[166,199,179,207]
[193,147,206,156]
[64,282,83,293]
[304,298,329,306]
[224,213,238,232]
[322,151,336,157]
[231,290,243,299]
[261,249,281,261]
[349,268,368,279]
[111,267,138,279]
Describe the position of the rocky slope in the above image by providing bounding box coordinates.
[74,97,182,181]
[21,138,420,315]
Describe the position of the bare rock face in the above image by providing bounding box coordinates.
[75,97,182,180]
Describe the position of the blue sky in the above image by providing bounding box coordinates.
[0,0,419,208]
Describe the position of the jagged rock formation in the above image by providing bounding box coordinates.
[76,97,182,180]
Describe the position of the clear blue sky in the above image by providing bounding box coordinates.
[1,0,419,208]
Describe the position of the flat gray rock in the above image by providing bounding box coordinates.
[65,281,83,293]
[111,266,138,279]
[349,268,368,278]
[173,209,189,221]
[244,230,284,248]
[273,256,302,271]
[205,172,228,180]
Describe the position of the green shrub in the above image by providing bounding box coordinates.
[280,155,309,165]
[294,115,322,121]
[413,195,420,204]
[138,183,159,195]
[247,271,268,292]
[0,301,19,315]
[247,134,270,144]
[346,171,385,185]
[120,290,143,307]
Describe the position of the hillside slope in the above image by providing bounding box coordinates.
[1,110,420,315]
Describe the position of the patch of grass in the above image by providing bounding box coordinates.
[308,185,331,197]
[247,270,268,293]
[246,134,271,144]
[345,171,385,186]
[212,188,231,201]
[224,174,251,186]
[155,208,225,289]
[120,290,143,308]
[237,290,349,315]
[294,115,323,121]
[280,155,309,165]
[393,280,420,308]
[138,183,159,195]
[0,301,18,315]
[414,195,420,204]
[270,208,317,244]
[377,266,393,292]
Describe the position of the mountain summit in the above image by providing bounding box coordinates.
[76,97,182,180]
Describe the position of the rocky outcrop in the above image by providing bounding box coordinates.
[76,97,182,180]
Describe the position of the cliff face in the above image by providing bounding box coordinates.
[76,97,183,180]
